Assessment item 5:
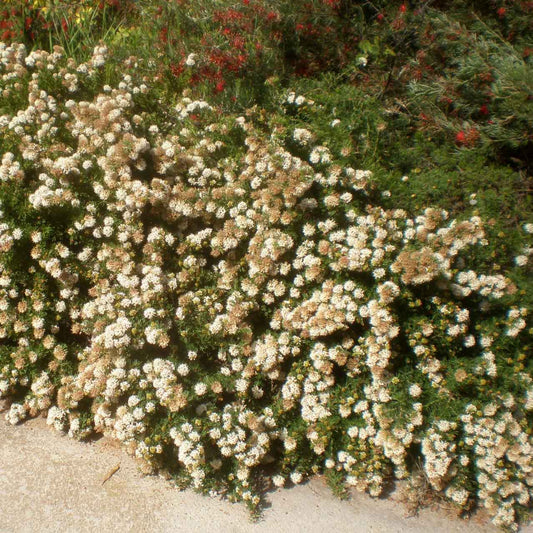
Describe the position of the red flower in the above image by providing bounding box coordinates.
[497,7,506,18]
[479,104,489,115]
[215,80,226,93]
[392,17,406,30]
[466,127,480,146]
[170,64,184,77]
[400,4,407,13]
[61,18,68,33]
[377,13,384,22]
[456,128,479,147]
[232,36,245,49]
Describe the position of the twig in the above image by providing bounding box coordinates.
[101,463,121,485]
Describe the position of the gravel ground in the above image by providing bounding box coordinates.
[0,415,530,533]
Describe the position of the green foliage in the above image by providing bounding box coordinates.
[325,468,349,500]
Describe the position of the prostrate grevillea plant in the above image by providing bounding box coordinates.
[0,42,531,529]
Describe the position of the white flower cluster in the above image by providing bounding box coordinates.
[0,152,24,182]
[293,127,314,146]
[285,92,314,107]
[0,42,530,525]
[461,402,532,529]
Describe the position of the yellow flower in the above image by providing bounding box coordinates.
[74,6,92,25]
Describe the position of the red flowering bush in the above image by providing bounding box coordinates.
[403,9,532,160]
[1,2,46,43]
[324,1,533,169]
[145,0,362,102]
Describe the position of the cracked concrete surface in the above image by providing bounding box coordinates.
[1,416,531,533]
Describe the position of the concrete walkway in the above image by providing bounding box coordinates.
[0,415,530,533]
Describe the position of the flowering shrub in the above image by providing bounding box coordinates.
[86,0,363,105]
[336,1,533,171]
[404,10,533,159]
[0,42,531,529]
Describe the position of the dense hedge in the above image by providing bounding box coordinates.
[0,43,531,529]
